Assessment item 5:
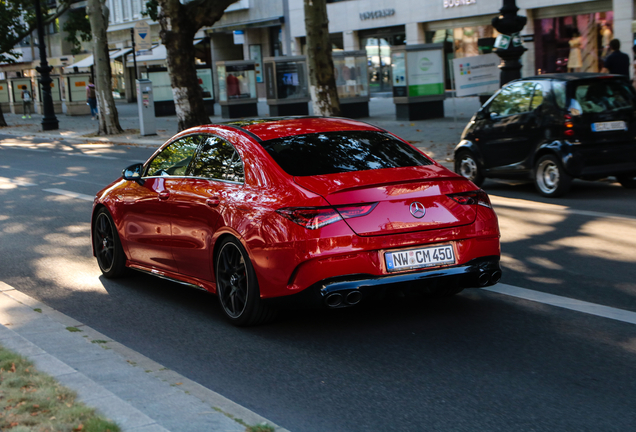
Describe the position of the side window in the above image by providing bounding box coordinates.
[145,135,202,177]
[552,81,567,109]
[189,136,245,183]
[489,82,534,116]
[530,83,545,110]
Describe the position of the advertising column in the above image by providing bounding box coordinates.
[391,43,445,120]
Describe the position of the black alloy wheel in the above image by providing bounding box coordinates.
[455,150,484,187]
[215,237,276,326]
[93,208,127,278]
[534,154,572,197]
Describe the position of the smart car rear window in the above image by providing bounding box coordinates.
[259,131,432,176]
[571,79,635,114]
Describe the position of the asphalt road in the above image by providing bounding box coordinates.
[1,135,635,432]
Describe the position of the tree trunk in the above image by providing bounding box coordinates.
[0,105,7,127]
[157,3,209,131]
[304,0,340,117]
[86,0,123,135]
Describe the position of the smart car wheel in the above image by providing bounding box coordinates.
[215,237,276,326]
[455,151,484,186]
[534,154,572,197]
[616,174,636,189]
[93,208,127,278]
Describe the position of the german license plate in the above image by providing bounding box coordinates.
[592,121,627,132]
[385,244,455,272]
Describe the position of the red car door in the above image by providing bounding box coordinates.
[121,135,203,273]
[170,135,247,282]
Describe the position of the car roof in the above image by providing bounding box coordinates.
[220,116,383,141]
[520,72,624,82]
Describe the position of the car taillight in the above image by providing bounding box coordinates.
[564,114,575,137]
[277,203,377,230]
[447,190,492,208]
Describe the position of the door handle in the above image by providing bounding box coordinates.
[158,191,170,200]
[206,197,221,207]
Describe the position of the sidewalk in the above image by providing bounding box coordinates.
[0,281,290,432]
[0,96,480,169]
[0,96,479,431]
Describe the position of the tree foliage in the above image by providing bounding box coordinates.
[0,0,73,63]
[63,8,92,55]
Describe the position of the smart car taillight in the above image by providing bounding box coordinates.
[447,190,492,208]
[564,114,575,137]
[277,203,377,230]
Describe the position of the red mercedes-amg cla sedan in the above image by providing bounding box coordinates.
[92,117,501,326]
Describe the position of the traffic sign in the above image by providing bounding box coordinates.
[134,21,151,51]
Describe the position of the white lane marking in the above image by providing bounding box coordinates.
[55,151,118,160]
[43,188,94,202]
[490,195,636,222]
[0,177,37,187]
[484,284,636,325]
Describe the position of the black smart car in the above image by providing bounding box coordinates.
[454,73,636,197]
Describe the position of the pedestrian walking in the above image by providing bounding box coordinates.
[21,87,32,119]
[601,39,630,77]
[86,78,98,120]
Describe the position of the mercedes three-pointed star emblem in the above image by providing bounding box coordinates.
[409,202,426,219]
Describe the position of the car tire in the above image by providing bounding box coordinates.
[455,151,484,187]
[616,174,636,189]
[534,154,572,197]
[93,208,127,278]
[215,237,277,326]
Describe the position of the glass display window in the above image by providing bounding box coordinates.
[196,68,214,100]
[534,12,613,74]
[0,81,9,104]
[67,75,88,102]
[333,52,369,99]
[147,71,172,102]
[274,60,308,100]
[217,62,256,102]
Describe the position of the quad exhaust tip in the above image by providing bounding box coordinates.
[325,290,362,308]
[478,270,502,287]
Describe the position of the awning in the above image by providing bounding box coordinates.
[125,40,205,67]
[66,55,93,69]
[109,48,133,60]
[208,16,284,33]
[126,44,166,67]
[65,48,134,70]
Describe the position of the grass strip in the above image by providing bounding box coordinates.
[0,343,121,432]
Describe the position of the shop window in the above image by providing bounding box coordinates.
[534,12,613,74]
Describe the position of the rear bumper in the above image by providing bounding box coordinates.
[265,256,501,309]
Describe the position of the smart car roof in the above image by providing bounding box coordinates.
[521,72,621,81]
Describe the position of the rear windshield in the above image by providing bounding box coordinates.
[570,79,635,114]
[259,130,432,176]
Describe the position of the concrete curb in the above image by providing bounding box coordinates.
[0,281,290,432]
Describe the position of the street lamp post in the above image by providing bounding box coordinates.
[34,0,59,131]
[492,0,527,86]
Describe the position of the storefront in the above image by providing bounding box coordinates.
[288,0,632,96]
[359,26,406,94]
[532,1,614,74]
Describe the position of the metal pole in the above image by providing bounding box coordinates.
[131,28,138,81]
[491,0,527,86]
[34,0,58,130]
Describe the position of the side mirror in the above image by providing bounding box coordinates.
[122,163,144,184]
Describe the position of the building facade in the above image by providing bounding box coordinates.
[2,0,635,113]
[288,0,634,95]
